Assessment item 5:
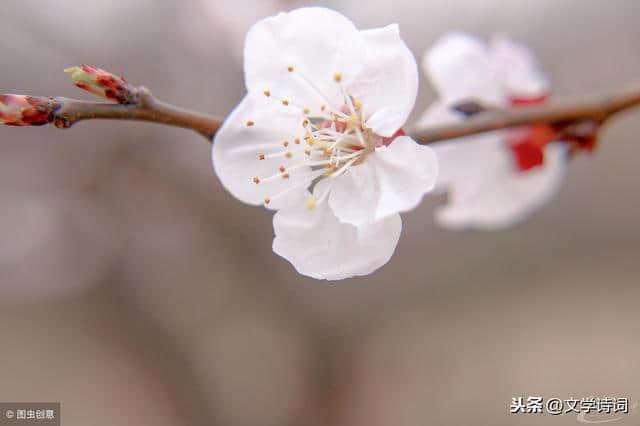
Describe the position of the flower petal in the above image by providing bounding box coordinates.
[272,189,401,280]
[423,32,502,104]
[212,95,311,209]
[244,7,366,114]
[490,34,549,98]
[433,140,568,230]
[328,136,438,227]
[347,24,419,137]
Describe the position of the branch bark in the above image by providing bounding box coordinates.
[410,83,640,143]
[50,87,223,139]
[3,83,640,144]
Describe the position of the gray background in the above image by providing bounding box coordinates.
[0,1,639,425]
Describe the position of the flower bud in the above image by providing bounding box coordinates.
[64,65,133,104]
[0,94,51,126]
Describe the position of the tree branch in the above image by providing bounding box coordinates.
[3,75,640,144]
[50,87,222,139]
[410,83,640,143]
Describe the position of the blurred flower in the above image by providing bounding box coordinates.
[0,94,50,126]
[417,32,568,230]
[213,7,437,280]
[64,65,133,104]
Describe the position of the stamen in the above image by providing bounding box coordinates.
[303,107,310,115]
[287,66,294,72]
[246,120,255,127]
[279,165,286,172]
[306,198,317,210]
[294,138,301,145]
[258,153,265,160]
[333,73,342,82]
[253,176,260,184]
[263,90,271,97]
[283,140,289,147]
[285,151,293,159]
[282,99,289,106]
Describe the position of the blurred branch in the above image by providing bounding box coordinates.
[410,83,640,143]
[2,64,640,144]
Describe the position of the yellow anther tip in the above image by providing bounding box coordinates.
[306,198,317,210]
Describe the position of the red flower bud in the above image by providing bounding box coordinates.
[0,94,51,126]
[64,65,133,104]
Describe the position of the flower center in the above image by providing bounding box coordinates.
[251,68,389,208]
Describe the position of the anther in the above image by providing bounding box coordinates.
[334,73,342,82]
[258,153,265,160]
[281,173,290,179]
[264,198,271,205]
[287,66,294,72]
[279,165,286,172]
[294,138,301,145]
[306,197,317,210]
[263,90,271,97]
[246,120,255,127]
[303,107,310,114]
[285,152,293,159]
[282,99,289,106]
[304,149,311,156]
[302,119,309,127]
[321,105,326,111]
[253,176,260,184]
[283,140,289,147]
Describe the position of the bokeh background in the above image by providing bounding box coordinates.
[1,1,639,425]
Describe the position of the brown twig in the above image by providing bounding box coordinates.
[3,80,640,143]
[50,87,222,139]
[410,84,640,143]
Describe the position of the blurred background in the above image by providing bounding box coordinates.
[1,1,639,425]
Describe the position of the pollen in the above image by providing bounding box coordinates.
[333,73,342,82]
[283,140,289,147]
[252,176,260,184]
[258,153,265,160]
[246,120,255,127]
[285,151,293,159]
[282,99,289,106]
[263,90,271,97]
[287,66,294,72]
[306,197,317,210]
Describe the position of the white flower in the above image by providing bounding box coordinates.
[212,7,438,280]
[417,32,569,230]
